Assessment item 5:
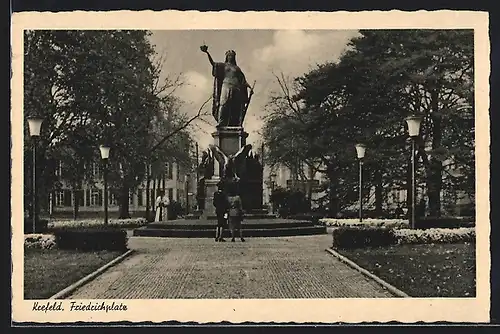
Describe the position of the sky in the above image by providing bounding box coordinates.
[148,30,360,150]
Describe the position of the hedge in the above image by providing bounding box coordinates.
[415,216,475,229]
[332,226,476,249]
[332,227,398,249]
[53,228,128,251]
[24,234,57,250]
[48,217,148,230]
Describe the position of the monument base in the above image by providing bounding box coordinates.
[201,177,220,218]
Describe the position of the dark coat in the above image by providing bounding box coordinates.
[213,190,229,215]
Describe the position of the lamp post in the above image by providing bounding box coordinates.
[185,173,190,215]
[99,145,110,225]
[27,117,44,233]
[355,144,366,222]
[269,171,277,213]
[405,115,423,229]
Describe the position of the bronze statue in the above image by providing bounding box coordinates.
[200,45,255,128]
[207,143,253,182]
[198,149,214,179]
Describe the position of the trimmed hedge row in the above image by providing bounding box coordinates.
[332,226,476,249]
[54,228,128,251]
[332,227,397,249]
[415,216,475,229]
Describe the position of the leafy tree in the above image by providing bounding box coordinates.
[263,30,474,217]
[23,30,203,219]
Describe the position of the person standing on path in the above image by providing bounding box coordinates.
[227,181,245,242]
[213,182,229,242]
[154,190,165,222]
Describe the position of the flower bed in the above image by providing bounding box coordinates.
[24,234,57,250]
[393,227,475,245]
[321,218,409,229]
[48,217,148,230]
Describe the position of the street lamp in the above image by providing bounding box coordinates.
[99,145,110,225]
[185,173,191,215]
[269,171,277,213]
[405,115,423,229]
[27,117,43,233]
[355,143,366,222]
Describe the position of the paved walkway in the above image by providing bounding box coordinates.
[67,235,394,299]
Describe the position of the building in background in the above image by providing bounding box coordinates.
[49,160,191,216]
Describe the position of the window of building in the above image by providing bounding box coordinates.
[85,189,102,206]
[138,190,143,206]
[168,188,173,202]
[129,191,134,205]
[54,190,64,206]
[92,163,101,179]
[109,191,117,206]
[167,162,173,179]
[92,190,102,206]
[55,160,62,178]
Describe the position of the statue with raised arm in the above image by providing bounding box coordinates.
[200,44,254,128]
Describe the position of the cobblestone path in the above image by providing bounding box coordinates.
[66,235,395,299]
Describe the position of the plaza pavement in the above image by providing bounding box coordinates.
[66,234,395,299]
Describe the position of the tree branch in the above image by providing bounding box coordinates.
[149,96,212,154]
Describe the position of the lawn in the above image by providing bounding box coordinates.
[337,243,476,297]
[24,248,123,299]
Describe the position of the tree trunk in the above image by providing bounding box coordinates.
[327,164,339,217]
[152,176,156,210]
[307,166,314,210]
[426,91,443,217]
[145,164,151,221]
[374,167,383,216]
[118,182,131,219]
[406,155,413,221]
[72,180,81,220]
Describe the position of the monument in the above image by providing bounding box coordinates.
[197,45,264,217]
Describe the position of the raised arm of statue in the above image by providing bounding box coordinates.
[200,45,215,66]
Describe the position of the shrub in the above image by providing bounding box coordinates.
[48,217,148,230]
[332,227,398,249]
[54,228,128,251]
[24,219,49,234]
[415,216,475,229]
[24,234,56,250]
[394,227,476,244]
[166,201,183,220]
[321,218,409,229]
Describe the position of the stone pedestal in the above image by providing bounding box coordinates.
[212,126,248,154]
[200,178,220,218]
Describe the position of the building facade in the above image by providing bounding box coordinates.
[49,160,194,215]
